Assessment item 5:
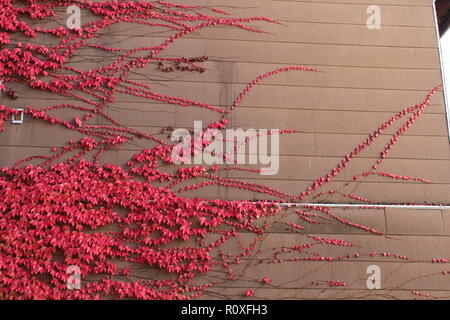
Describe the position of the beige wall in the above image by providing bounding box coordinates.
[1,0,450,299]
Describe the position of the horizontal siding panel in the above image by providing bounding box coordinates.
[46,1,435,26]
[270,0,433,6]
[109,63,444,90]
[257,211,446,237]
[315,133,450,160]
[4,85,445,114]
[110,0,435,26]
[201,261,450,291]
[200,288,450,299]
[385,208,445,235]
[221,156,450,183]
[180,178,449,204]
[222,232,450,255]
[72,108,448,137]
[90,22,439,48]
[72,39,441,69]
[233,108,448,136]
[3,121,449,160]
[1,144,448,203]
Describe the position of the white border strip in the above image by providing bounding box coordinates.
[148,200,450,210]
[273,203,450,210]
[432,0,450,141]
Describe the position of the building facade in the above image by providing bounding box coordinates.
[1,0,450,299]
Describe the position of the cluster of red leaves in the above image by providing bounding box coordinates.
[0,0,445,300]
[0,158,281,299]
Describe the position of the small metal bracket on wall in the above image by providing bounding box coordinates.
[11,108,24,124]
[0,79,24,124]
